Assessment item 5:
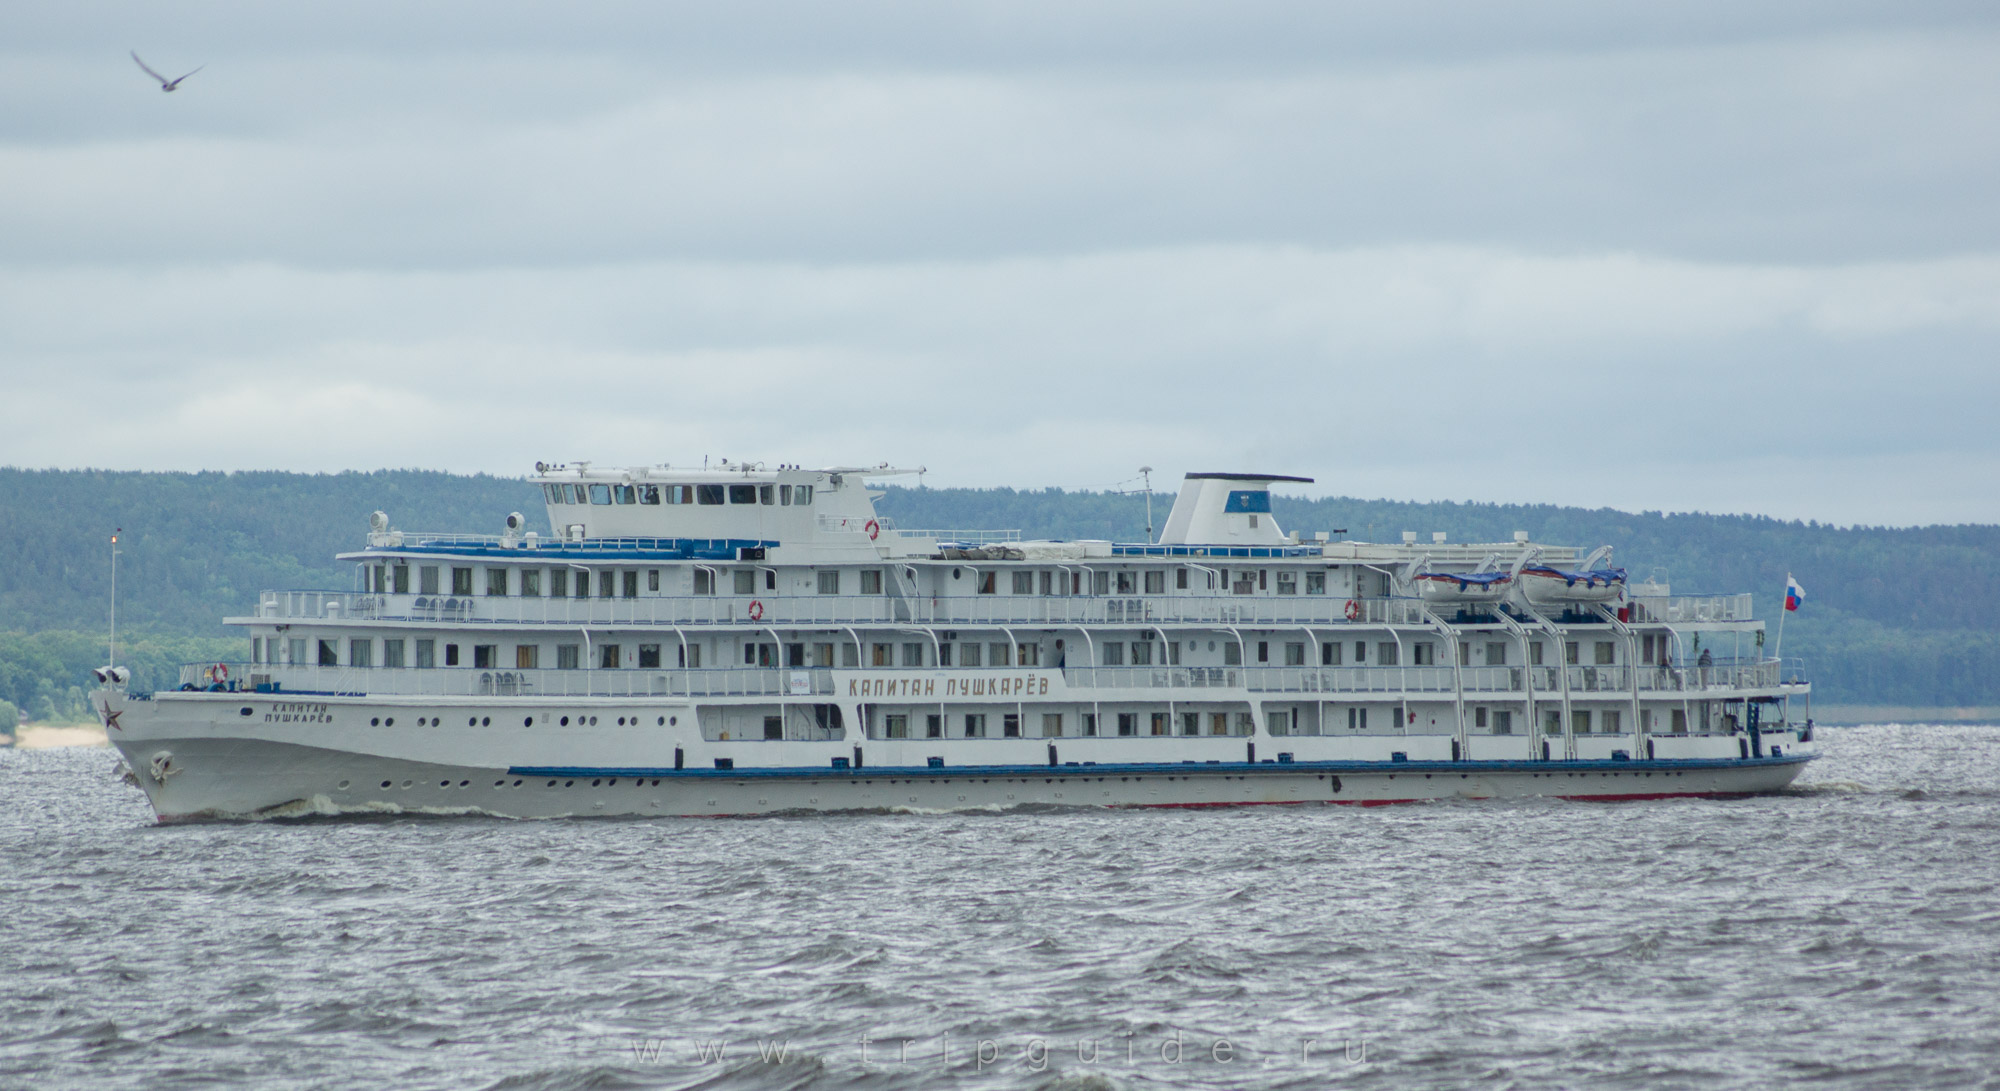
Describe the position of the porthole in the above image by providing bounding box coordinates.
[239,707,253,717]
[565,780,574,787]
[384,717,394,726]
[371,717,380,726]
[494,780,505,787]
[514,779,524,787]
[338,780,351,790]
[657,717,665,726]
[546,780,557,787]
[401,780,414,789]
[381,780,392,789]
[670,716,677,726]
[589,716,598,726]
[617,717,625,726]
[481,716,490,727]
[561,716,570,726]
[468,717,477,727]
[458,779,470,787]
[440,780,451,788]
[592,779,602,787]
[608,778,618,786]
[523,716,533,727]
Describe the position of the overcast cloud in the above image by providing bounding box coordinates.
[3,2,1996,525]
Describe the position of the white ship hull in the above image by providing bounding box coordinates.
[100,692,1815,821]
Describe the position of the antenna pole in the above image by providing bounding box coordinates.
[109,529,121,669]
[1139,466,1154,543]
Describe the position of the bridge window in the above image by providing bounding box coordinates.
[563,484,583,504]
[638,485,660,504]
[697,485,724,505]
[759,485,774,504]
[543,484,564,503]
[665,485,692,504]
[614,485,636,504]
[589,484,612,505]
[729,484,757,504]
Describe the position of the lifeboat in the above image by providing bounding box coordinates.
[1412,570,1513,603]
[1519,564,1627,603]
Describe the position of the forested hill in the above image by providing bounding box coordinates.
[2,468,1995,709]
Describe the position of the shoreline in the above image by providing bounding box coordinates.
[8,724,111,749]
[1813,705,2000,726]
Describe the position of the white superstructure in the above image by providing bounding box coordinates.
[94,461,1816,820]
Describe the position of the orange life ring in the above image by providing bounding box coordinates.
[864,518,880,540]
[1344,599,1362,621]
[207,662,230,683]
[748,599,764,621]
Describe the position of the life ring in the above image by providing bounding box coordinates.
[864,518,880,540]
[748,599,764,621]
[1344,599,1362,621]
[206,662,230,684]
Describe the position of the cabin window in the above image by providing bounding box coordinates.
[638,644,660,668]
[647,570,659,592]
[1595,641,1616,665]
[1574,710,1593,735]
[1348,707,1368,731]
[591,571,609,598]
[452,567,473,595]
[383,639,405,668]
[694,570,713,595]
[978,572,996,595]
[600,644,621,669]
[1285,642,1306,667]
[812,643,834,667]
[1276,571,1297,595]
[783,643,804,667]
[959,643,981,667]
[1322,641,1340,666]
[989,642,1011,666]
[614,485,636,504]
[1544,711,1562,734]
[733,570,755,595]
[517,645,539,669]
[1412,643,1434,666]
[1672,708,1688,733]
[1101,642,1124,666]
[639,484,660,505]
[729,485,757,505]
[1224,643,1242,666]
[1269,711,1290,736]
[880,714,906,740]
[622,571,638,598]
[1378,642,1399,666]
[964,714,987,738]
[1354,641,1367,663]
[860,571,883,595]
[350,639,373,668]
[1042,713,1063,737]
[414,639,434,669]
[1306,571,1326,595]
[589,484,612,505]
[521,570,541,597]
[1116,571,1136,594]
[758,485,774,505]
[1211,712,1229,735]
[765,570,775,590]
[1494,709,1513,735]
[1003,714,1020,738]
[1116,713,1138,737]
[1532,642,1546,666]
[1486,642,1508,665]
[818,571,839,595]
[927,714,944,738]
[1144,571,1166,594]
[1131,641,1153,667]
[1012,571,1034,595]
[902,643,924,667]
[1082,713,1098,737]
[392,565,410,594]
[420,566,439,594]
[318,639,338,667]
[1602,710,1621,734]
[1088,571,1107,595]
[1181,712,1200,736]
[473,645,495,669]
[1176,569,1189,590]
[871,643,891,667]
[678,644,702,668]
[1256,641,1269,664]
[841,643,858,667]
[794,485,812,505]
[545,570,565,598]
[697,485,724,505]
[487,568,508,596]
[1565,642,1579,665]
[556,644,578,669]
[1019,643,1040,666]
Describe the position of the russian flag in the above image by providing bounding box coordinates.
[1785,576,1805,612]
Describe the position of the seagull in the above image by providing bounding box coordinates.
[131,51,204,92]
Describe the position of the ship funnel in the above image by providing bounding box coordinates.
[1157,472,1313,546]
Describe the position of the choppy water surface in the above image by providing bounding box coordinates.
[3,724,1998,1090]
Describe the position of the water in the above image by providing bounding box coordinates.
[3,724,1998,1091]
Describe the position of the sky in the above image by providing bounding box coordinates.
[3,2,1997,526]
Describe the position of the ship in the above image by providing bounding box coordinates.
[91,463,1816,820]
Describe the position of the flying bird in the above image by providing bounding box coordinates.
[131,51,204,92]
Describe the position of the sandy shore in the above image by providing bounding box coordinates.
[11,724,111,749]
